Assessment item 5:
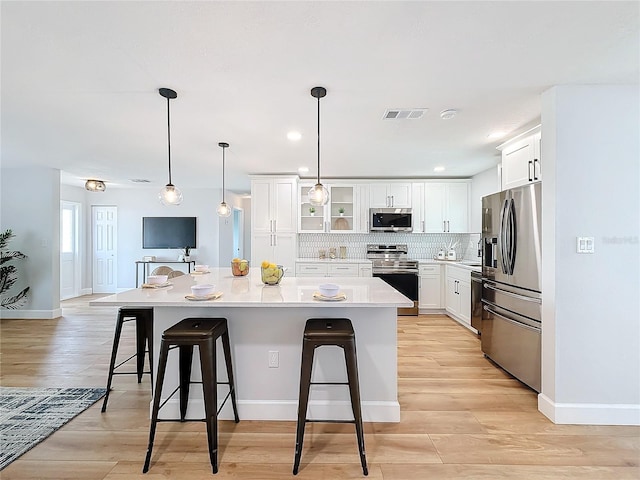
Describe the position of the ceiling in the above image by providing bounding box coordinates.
[2,1,638,195]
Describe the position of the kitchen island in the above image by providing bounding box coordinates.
[90,269,412,422]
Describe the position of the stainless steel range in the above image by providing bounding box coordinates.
[366,244,419,316]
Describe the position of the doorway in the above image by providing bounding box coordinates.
[233,207,244,260]
[60,201,80,300]
[92,206,117,293]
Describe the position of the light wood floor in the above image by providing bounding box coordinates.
[1,296,638,479]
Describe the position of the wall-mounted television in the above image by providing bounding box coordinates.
[142,217,197,249]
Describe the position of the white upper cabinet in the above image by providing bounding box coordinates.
[498,126,542,191]
[411,182,425,233]
[423,181,470,233]
[298,183,356,233]
[251,176,297,233]
[369,182,412,208]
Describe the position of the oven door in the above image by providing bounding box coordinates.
[373,272,418,316]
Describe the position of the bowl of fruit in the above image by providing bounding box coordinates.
[231,258,249,276]
[261,261,284,285]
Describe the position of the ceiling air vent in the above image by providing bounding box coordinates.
[383,108,427,120]
[130,179,151,183]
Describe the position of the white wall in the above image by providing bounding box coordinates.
[0,172,245,318]
[539,85,640,425]
[81,187,232,289]
[1,167,61,318]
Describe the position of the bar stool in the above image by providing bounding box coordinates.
[143,317,239,474]
[293,318,368,476]
[102,307,154,412]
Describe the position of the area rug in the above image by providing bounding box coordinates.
[0,386,106,470]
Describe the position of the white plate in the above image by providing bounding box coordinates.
[312,292,347,301]
[190,271,211,275]
[184,292,223,301]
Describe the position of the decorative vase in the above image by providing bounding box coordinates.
[183,255,191,262]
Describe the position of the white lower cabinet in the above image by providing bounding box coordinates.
[445,265,472,328]
[358,263,372,277]
[296,261,371,277]
[419,264,442,310]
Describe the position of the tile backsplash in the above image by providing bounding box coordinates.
[298,233,472,260]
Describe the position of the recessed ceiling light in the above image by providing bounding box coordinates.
[487,131,507,139]
[433,166,446,172]
[440,109,457,120]
[298,166,309,175]
[287,131,302,141]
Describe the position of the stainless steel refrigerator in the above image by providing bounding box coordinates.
[481,182,541,392]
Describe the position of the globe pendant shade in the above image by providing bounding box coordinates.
[308,183,329,206]
[159,184,183,206]
[217,201,231,217]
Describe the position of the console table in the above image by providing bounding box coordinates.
[135,260,195,287]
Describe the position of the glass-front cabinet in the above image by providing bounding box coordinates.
[298,183,356,233]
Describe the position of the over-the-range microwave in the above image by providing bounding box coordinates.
[370,208,413,232]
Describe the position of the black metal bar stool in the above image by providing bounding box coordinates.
[102,307,154,412]
[293,318,368,476]
[143,317,239,474]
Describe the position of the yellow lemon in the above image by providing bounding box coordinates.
[261,260,270,268]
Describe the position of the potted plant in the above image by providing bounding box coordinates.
[1,229,30,309]
[309,207,316,216]
[182,246,192,262]
[338,207,345,216]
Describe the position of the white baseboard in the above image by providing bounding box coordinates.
[155,398,400,423]
[0,308,63,320]
[538,393,640,426]
[79,288,92,296]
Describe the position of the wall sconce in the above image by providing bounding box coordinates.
[85,179,106,192]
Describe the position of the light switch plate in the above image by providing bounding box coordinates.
[576,237,595,253]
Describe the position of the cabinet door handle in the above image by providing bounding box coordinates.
[422,220,425,231]
[528,160,533,182]
[443,220,446,232]
[533,159,540,180]
[273,219,277,232]
[391,195,394,207]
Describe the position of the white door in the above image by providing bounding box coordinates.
[92,206,117,293]
[60,201,80,300]
[233,207,244,259]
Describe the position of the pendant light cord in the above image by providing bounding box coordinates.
[317,95,321,184]
[166,96,173,185]
[221,145,226,203]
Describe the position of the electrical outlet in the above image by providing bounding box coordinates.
[268,350,279,368]
[576,236,595,253]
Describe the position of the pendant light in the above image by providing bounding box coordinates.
[216,142,232,217]
[158,88,183,206]
[307,86,329,206]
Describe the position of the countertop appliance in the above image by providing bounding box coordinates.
[481,181,542,392]
[366,244,418,315]
[369,208,412,232]
[470,270,482,333]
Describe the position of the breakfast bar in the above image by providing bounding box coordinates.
[91,268,412,422]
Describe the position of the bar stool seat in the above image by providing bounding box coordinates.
[102,307,154,412]
[143,317,239,474]
[293,318,368,476]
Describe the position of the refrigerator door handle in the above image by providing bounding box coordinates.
[499,199,509,274]
[484,305,540,333]
[483,282,541,303]
[507,198,517,275]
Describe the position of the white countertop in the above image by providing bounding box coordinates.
[91,267,413,308]
[416,259,481,272]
